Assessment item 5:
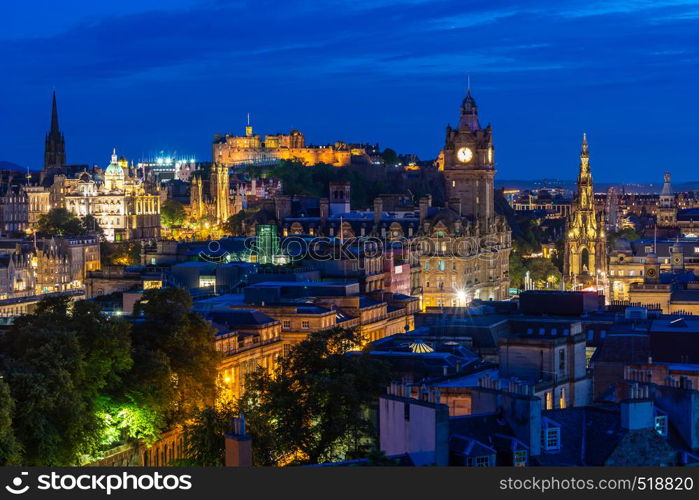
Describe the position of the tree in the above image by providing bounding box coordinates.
[161,200,186,228]
[526,257,562,288]
[222,210,253,236]
[0,377,21,465]
[0,296,132,465]
[101,241,141,266]
[381,148,398,166]
[509,252,526,289]
[36,208,101,237]
[129,288,219,431]
[180,399,237,466]
[237,327,390,465]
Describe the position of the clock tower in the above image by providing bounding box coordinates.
[442,89,495,226]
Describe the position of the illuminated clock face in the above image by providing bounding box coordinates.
[673,256,682,264]
[647,268,657,277]
[457,147,473,163]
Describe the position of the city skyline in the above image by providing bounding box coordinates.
[1,0,698,182]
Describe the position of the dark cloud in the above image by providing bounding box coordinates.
[1,0,698,181]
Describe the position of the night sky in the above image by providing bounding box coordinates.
[1,0,698,182]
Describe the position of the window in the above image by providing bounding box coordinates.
[655,415,668,437]
[559,387,567,409]
[513,450,527,467]
[541,426,561,451]
[438,260,445,271]
[470,456,492,467]
[559,349,566,372]
[282,320,291,330]
[545,392,553,410]
[301,320,310,329]
[424,261,430,271]
[694,247,699,254]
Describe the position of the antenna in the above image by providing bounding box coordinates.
[467,74,471,93]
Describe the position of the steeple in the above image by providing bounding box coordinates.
[50,91,60,135]
[44,91,66,172]
[459,88,480,131]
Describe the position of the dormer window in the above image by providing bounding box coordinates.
[513,450,528,467]
[541,419,561,451]
[655,412,668,438]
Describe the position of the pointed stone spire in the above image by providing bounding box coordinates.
[50,90,60,134]
[459,79,480,131]
[581,132,589,157]
[44,91,66,172]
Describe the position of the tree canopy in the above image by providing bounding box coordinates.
[0,289,220,465]
[236,327,390,465]
[161,200,186,228]
[36,208,102,237]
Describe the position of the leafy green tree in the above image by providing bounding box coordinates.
[222,210,254,236]
[509,252,526,289]
[608,227,641,248]
[0,297,132,465]
[129,288,219,431]
[0,378,22,465]
[381,148,398,166]
[526,257,562,288]
[180,400,237,466]
[237,327,390,465]
[161,200,186,228]
[101,241,141,266]
[36,208,101,237]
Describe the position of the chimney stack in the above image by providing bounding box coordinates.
[374,197,383,225]
[225,417,253,467]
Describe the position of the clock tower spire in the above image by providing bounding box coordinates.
[442,89,495,227]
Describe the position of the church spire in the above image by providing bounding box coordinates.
[44,90,66,173]
[50,90,60,135]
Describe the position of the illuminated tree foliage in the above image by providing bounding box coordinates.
[0,297,132,465]
[36,208,102,237]
[101,241,142,266]
[0,378,21,465]
[237,327,390,466]
[129,288,220,428]
[0,289,219,465]
[160,199,186,228]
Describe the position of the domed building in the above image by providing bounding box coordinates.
[64,149,160,242]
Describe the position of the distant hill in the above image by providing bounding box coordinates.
[0,160,25,171]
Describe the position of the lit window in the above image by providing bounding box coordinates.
[655,415,668,437]
[301,320,310,329]
[282,320,291,330]
[473,456,492,467]
[545,392,553,410]
[513,450,527,467]
[541,426,560,451]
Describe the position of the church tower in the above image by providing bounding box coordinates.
[657,172,677,227]
[43,91,66,174]
[442,88,495,226]
[210,163,230,223]
[564,134,607,284]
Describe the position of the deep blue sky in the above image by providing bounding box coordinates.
[1,0,698,182]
